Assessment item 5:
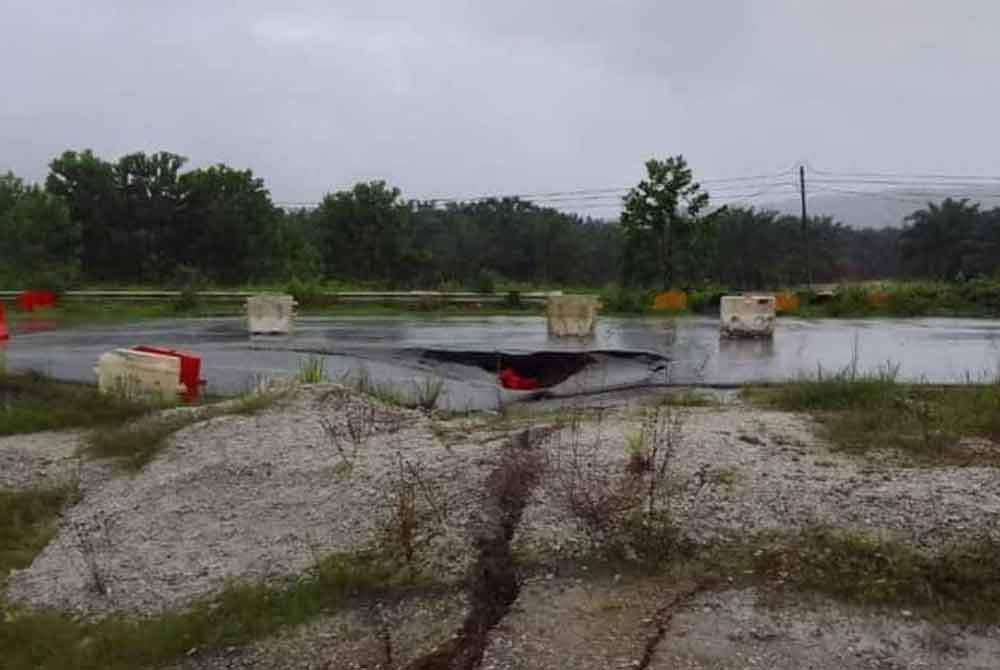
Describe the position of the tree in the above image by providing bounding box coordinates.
[46,150,118,279]
[620,156,715,289]
[315,181,417,284]
[900,199,981,280]
[46,150,188,282]
[179,165,283,283]
[0,172,80,289]
[114,151,187,281]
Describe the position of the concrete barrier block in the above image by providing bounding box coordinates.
[247,294,297,334]
[720,295,776,338]
[95,349,185,402]
[547,295,598,337]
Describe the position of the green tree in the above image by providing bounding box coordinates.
[0,172,80,289]
[315,181,416,284]
[179,165,283,283]
[115,151,187,281]
[46,150,118,279]
[46,150,187,282]
[900,199,981,280]
[620,156,715,289]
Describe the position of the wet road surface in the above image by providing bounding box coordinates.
[3,316,1000,410]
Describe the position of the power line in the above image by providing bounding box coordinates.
[809,166,1000,183]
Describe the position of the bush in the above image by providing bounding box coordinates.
[886,283,943,317]
[687,287,725,314]
[469,270,499,294]
[601,286,653,314]
[285,277,328,307]
[170,265,205,312]
[825,286,871,317]
[504,290,523,309]
[956,278,1000,314]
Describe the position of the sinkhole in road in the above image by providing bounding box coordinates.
[418,349,670,392]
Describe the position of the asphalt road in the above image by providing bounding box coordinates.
[3,315,999,410]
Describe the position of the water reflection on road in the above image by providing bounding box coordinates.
[5,316,1000,410]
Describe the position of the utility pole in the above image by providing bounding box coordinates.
[799,164,812,288]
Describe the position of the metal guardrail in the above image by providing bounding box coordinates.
[0,290,565,305]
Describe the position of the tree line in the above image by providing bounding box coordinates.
[0,150,995,291]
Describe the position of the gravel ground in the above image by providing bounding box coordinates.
[515,405,1000,561]
[168,590,470,670]
[480,577,1000,669]
[5,387,1000,629]
[6,386,488,618]
[0,430,92,491]
[167,575,1000,670]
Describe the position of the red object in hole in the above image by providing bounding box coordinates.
[0,304,8,340]
[131,346,204,402]
[499,367,540,391]
[15,290,56,312]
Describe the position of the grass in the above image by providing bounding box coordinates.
[0,372,151,436]
[0,488,75,576]
[657,389,720,407]
[3,299,540,328]
[85,392,281,470]
[0,396,410,670]
[744,366,1000,465]
[1,551,405,670]
[297,355,326,383]
[412,376,445,411]
[751,528,1000,625]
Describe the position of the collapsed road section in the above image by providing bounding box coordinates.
[416,348,669,394]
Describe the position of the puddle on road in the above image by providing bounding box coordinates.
[7,316,1000,412]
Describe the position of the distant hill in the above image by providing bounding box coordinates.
[766,189,1000,229]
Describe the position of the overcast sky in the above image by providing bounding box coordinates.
[2,0,998,214]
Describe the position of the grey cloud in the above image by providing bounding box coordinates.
[2,1,998,216]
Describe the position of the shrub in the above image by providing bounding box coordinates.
[285,277,328,308]
[469,270,499,294]
[504,290,523,310]
[956,278,1000,314]
[688,287,725,314]
[825,286,871,317]
[601,286,653,314]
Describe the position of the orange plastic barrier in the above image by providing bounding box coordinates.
[774,292,800,313]
[865,291,890,307]
[652,290,687,312]
[16,290,56,311]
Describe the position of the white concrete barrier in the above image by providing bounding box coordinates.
[547,295,598,337]
[247,294,297,335]
[720,295,776,338]
[95,349,185,402]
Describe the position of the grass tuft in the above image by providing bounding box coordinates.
[754,528,1000,624]
[85,392,280,470]
[745,368,1000,465]
[0,488,75,575]
[297,355,326,384]
[0,372,151,436]
[0,553,401,670]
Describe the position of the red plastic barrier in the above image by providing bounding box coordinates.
[15,290,56,312]
[0,304,8,340]
[131,346,204,402]
[499,367,540,391]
